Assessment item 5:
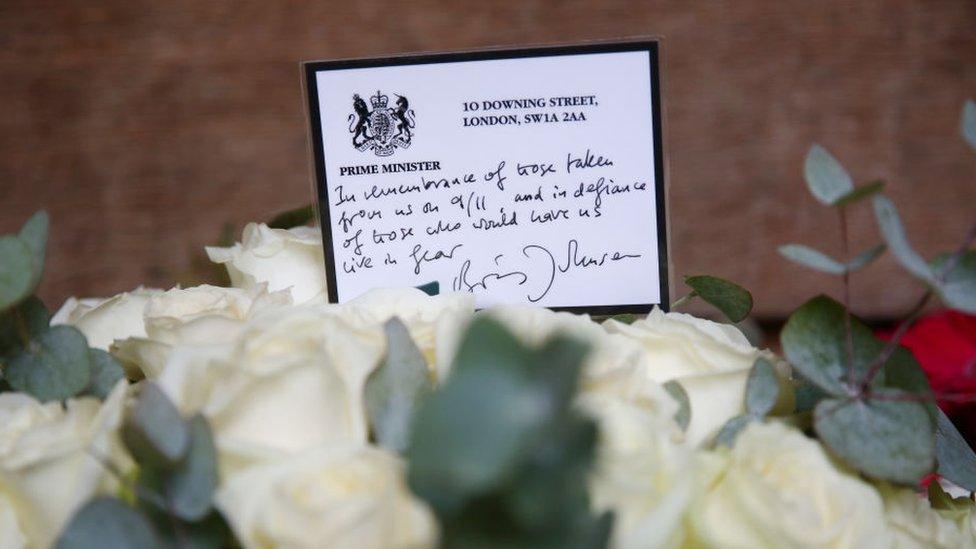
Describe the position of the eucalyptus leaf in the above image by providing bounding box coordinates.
[122,383,190,468]
[931,251,976,314]
[450,315,532,377]
[834,180,886,207]
[745,358,779,417]
[781,295,884,396]
[6,325,92,401]
[794,378,829,414]
[408,366,545,511]
[873,195,935,282]
[55,497,160,549]
[935,408,976,492]
[365,317,433,453]
[882,346,936,419]
[814,394,934,485]
[778,244,846,274]
[804,144,854,205]
[18,210,49,290]
[683,275,753,322]
[530,334,589,415]
[0,296,50,358]
[165,415,218,521]
[0,236,33,312]
[713,415,752,448]
[415,281,440,296]
[407,317,544,512]
[962,99,976,151]
[86,349,125,399]
[267,204,315,229]
[662,380,691,431]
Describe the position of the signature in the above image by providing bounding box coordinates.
[452,240,642,302]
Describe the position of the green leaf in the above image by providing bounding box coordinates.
[935,408,976,492]
[662,380,691,431]
[713,415,752,448]
[407,318,543,511]
[882,346,936,419]
[529,334,589,413]
[415,281,440,296]
[55,497,160,549]
[804,144,854,205]
[408,366,545,511]
[814,393,934,485]
[165,415,218,521]
[931,251,976,314]
[6,325,92,401]
[683,275,753,322]
[779,244,846,274]
[794,378,829,414]
[0,236,33,312]
[365,317,433,453]
[267,204,315,229]
[0,296,51,358]
[607,313,639,325]
[928,478,975,511]
[780,295,884,396]
[780,243,886,275]
[834,180,886,207]
[450,316,532,377]
[745,358,779,417]
[873,195,935,282]
[18,210,49,290]
[145,510,231,549]
[845,244,887,272]
[122,383,190,468]
[85,349,125,399]
[962,99,976,151]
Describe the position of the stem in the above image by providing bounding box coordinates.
[671,291,697,309]
[858,218,976,391]
[859,290,932,390]
[838,205,856,386]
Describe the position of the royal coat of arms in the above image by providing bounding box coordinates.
[349,90,416,156]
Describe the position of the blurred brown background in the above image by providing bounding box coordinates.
[1,0,974,319]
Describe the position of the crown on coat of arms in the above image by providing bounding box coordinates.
[370,91,388,108]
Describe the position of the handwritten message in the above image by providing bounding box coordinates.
[309,47,666,309]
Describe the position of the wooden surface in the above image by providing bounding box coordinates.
[1,0,974,318]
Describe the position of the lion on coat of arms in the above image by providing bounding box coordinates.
[348,90,415,156]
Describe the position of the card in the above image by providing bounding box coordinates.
[304,41,668,314]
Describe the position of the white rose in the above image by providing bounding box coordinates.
[0,382,129,547]
[206,223,327,304]
[604,308,773,446]
[155,306,383,475]
[0,490,27,549]
[878,483,976,548]
[215,444,437,549]
[332,288,474,383]
[578,366,693,549]
[689,421,890,548]
[113,284,291,378]
[51,286,162,350]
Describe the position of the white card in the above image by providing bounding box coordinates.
[304,42,668,314]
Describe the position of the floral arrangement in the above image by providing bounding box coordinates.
[0,102,974,548]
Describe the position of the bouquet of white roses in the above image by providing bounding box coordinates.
[0,101,974,549]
